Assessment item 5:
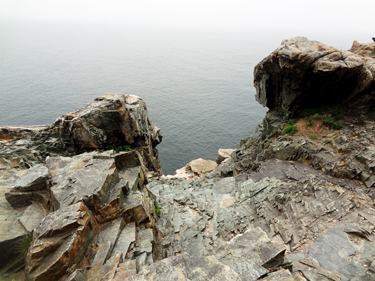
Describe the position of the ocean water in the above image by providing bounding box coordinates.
[0,21,366,175]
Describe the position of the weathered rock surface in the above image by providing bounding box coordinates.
[0,168,28,278]
[26,202,93,281]
[254,37,375,118]
[147,154,375,280]
[167,158,218,179]
[349,40,375,58]
[0,95,163,280]
[1,150,159,281]
[216,148,234,164]
[0,94,162,174]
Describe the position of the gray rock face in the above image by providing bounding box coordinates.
[0,94,162,174]
[1,150,159,279]
[125,254,243,281]
[147,152,375,280]
[125,227,287,281]
[254,37,375,118]
[48,155,119,211]
[5,164,52,208]
[12,164,51,192]
[0,149,160,281]
[18,203,49,233]
[0,168,28,278]
[52,94,162,152]
[26,202,93,281]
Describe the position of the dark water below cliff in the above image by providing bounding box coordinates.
[0,20,366,174]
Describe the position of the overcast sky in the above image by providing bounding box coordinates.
[1,0,374,32]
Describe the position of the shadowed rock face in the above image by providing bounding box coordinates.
[254,37,375,118]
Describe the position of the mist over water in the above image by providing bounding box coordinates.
[0,20,369,174]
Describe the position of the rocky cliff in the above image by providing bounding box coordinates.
[0,94,162,280]
[1,38,375,281]
[254,37,375,118]
[0,94,162,174]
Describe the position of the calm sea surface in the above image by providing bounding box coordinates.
[0,21,364,174]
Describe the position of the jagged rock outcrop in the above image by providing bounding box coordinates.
[350,40,375,58]
[254,37,375,118]
[0,94,162,174]
[1,149,158,281]
[0,95,163,280]
[126,227,286,281]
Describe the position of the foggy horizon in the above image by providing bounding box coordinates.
[2,0,375,50]
[1,1,374,32]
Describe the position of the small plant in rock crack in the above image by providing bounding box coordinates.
[115,145,131,153]
[305,113,319,126]
[324,117,344,130]
[154,201,162,217]
[14,233,33,259]
[310,135,319,140]
[282,120,298,136]
[105,145,132,153]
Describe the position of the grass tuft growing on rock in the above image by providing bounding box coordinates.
[324,117,344,129]
[285,107,345,139]
[282,120,298,136]
[14,234,33,258]
[154,201,162,217]
[105,145,132,153]
[115,145,131,153]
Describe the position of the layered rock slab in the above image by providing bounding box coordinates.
[125,227,286,281]
[0,168,28,278]
[1,150,159,280]
[5,164,52,209]
[26,202,93,281]
[125,254,242,281]
[0,94,164,280]
[147,153,375,280]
